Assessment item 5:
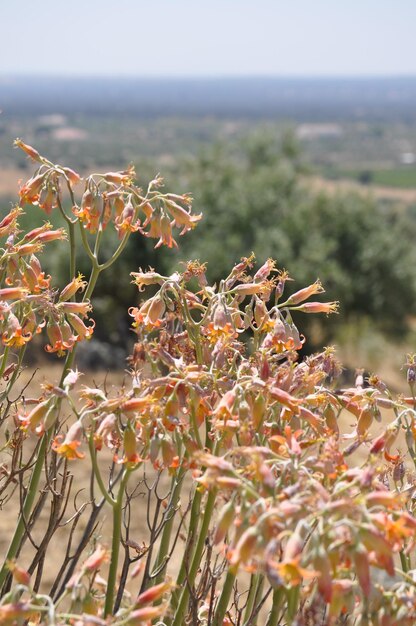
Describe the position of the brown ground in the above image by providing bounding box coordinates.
[304,175,416,204]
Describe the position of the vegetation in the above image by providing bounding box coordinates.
[336,168,416,189]
[2,142,416,625]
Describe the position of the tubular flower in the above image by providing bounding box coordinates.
[129,294,166,329]
[30,228,66,243]
[59,273,87,301]
[14,138,43,162]
[6,560,31,586]
[94,413,119,450]
[0,287,28,300]
[204,322,237,345]
[23,222,53,241]
[2,312,32,347]
[82,544,109,573]
[164,199,202,234]
[114,196,140,237]
[38,185,58,214]
[65,313,95,341]
[131,268,165,292]
[18,399,52,434]
[135,578,174,606]
[73,189,101,232]
[267,558,318,588]
[0,207,22,238]
[119,421,142,468]
[19,172,45,206]
[155,214,178,249]
[233,282,268,297]
[295,301,339,314]
[58,301,92,316]
[104,167,135,185]
[52,420,85,460]
[45,319,75,355]
[124,605,168,625]
[61,166,81,186]
[0,602,33,625]
[284,280,325,305]
[21,259,51,293]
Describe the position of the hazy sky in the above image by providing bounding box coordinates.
[2,0,416,77]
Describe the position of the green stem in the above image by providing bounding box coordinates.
[0,346,10,378]
[265,588,284,626]
[68,221,76,281]
[104,468,131,617]
[181,296,203,365]
[0,433,48,590]
[171,490,216,626]
[151,466,186,585]
[286,585,300,625]
[88,435,116,506]
[100,231,131,270]
[400,550,410,573]
[84,264,101,301]
[190,405,203,450]
[243,573,262,626]
[56,195,76,281]
[78,222,96,264]
[170,487,202,613]
[93,224,103,260]
[212,570,236,626]
[171,430,216,613]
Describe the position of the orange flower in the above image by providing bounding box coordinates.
[82,544,109,572]
[0,207,22,237]
[62,166,81,186]
[0,602,33,625]
[53,420,85,460]
[66,312,95,341]
[131,268,164,292]
[164,199,201,234]
[155,214,178,249]
[125,605,168,625]
[268,558,318,587]
[294,301,339,314]
[14,138,42,162]
[104,167,135,185]
[3,312,32,347]
[204,322,237,345]
[6,560,30,586]
[45,319,76,354]
[233,282,267,297]
[59,274,87,301]
[284,280,325,305]
[0,287,28,300]
[19,173,45,205]
[229,527,258,572]
[129,294,165,329]
[18,399,51,434]
[135,578,174,606]
[119,421,141,468]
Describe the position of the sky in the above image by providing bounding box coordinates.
[1,0,416,77]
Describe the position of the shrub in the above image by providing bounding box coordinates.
[1,141,416,625]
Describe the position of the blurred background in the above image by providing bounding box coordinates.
[1,0,416,382]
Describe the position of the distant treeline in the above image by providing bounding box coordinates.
[3,76,416,121]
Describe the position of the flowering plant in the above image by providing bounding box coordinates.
[1,142,416,626]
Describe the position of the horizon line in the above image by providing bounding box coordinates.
[2,73,416,81]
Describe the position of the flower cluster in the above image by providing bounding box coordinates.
[2,143,416,626]
[0,209,93,354]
